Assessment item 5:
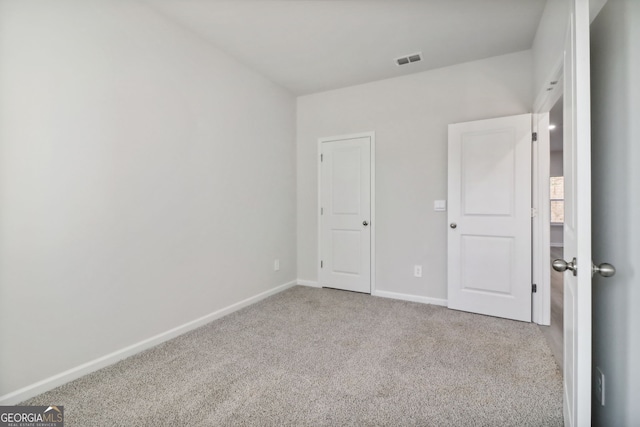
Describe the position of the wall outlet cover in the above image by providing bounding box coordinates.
[414,265,422,277]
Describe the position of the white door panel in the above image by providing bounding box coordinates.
[320,136,371,294]
[462,132,515,216]
[448,114,532,322]
[561,1,593,424]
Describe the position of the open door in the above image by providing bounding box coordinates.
[554,1,593,425]
[447,114,532,322]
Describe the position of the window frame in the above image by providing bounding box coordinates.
[550,176,565,225]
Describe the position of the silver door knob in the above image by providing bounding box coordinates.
[592,262,616,278]
[450,223,457,229]
[552,258,577,276]
[362,220,369,226]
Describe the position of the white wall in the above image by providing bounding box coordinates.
[550,150,564,177]
[297,51,533,301]
[532,0,571,98]
[550,226,564,247]
[0,1,296,399]
[532,0,608,102]
[591,0,640,424]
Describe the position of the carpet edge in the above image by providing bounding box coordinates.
[0,280,297,405]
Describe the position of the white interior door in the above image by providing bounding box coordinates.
[447,114,532,322]
[319,135,371,294]
[560,2,592,425]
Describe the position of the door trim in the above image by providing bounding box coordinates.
[317,131,375,294]
[531,112,551,326]
[532,61,564,327]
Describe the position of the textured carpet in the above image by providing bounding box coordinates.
[22,286,563,426]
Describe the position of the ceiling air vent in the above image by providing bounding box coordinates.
[395,52,422,66]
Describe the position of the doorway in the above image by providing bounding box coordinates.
[540,97,565,369]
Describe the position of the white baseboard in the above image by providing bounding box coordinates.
[296,281,447,307]
[0,280,297,406]
[297,279,320,288]
[372,290,448,307]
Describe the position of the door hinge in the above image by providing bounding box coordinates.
[321,207,323,215]
[532,132,538,142]
[320,260,323,268]
[532,284,537,293]
[320,153,323,162]
[531,208,537,218]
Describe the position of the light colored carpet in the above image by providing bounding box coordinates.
[22,286,563,426]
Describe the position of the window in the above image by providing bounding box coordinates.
[550,176,564,223]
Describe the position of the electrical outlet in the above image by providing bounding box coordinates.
[274,259,280,271]
[595,367,605,406]
[414,265,422,277]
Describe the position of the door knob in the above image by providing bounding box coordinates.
[362,220,369,226]
[552,258,577,276]
[592,262,616,278]
[450,223,457,229]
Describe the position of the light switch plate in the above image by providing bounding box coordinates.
[434,200,447,211]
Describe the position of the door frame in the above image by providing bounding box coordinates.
[531,110,552,326]
[531,60,564,326]
[317,131,376,293]
[533,1,606,423]
[531,0,608,327]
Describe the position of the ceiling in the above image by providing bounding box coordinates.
[147,0,548,95]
